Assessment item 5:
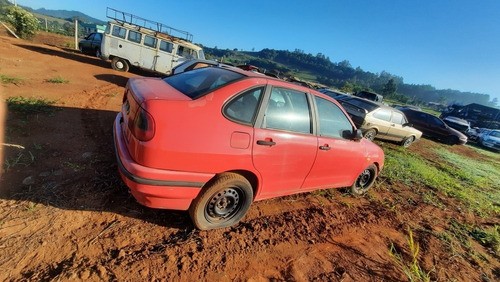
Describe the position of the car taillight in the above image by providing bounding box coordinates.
[131,107,155,141]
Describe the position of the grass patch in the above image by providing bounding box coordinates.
[1,74,23,85]
[45,76,69,84]
[381,145,500,216]
[6,96,57,115]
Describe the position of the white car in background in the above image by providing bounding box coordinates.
[478,129,500,151]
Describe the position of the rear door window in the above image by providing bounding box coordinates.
[264,87,311,134]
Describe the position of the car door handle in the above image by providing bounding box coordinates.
[319,144,331,151]
[257,139,276,146]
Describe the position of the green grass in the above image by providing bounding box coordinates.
[381,145,500,216]
[389,228,432,282]
[0,74,23,85]
[45,76,69,84]
[6,96,57,115]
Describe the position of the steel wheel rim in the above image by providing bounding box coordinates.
[365,131,375,141]
[205,187,242,222]
[404,137,414,147]
[116,61,124,69]
[357,169,373,189]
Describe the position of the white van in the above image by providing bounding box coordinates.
[100,8,205,75]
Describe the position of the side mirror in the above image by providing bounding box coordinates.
[403,123,413,127]
[341,129,363,141]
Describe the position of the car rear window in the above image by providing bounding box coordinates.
[341,97,379,112]
[164,67,244,99]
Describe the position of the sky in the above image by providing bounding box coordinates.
[13,0,500,101]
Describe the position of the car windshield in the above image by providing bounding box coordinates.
[164,67,244,99]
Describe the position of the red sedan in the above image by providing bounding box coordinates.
[113,66,385,230]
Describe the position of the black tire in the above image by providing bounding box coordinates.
[350,164,377,196]
[446,135,458,145]
[401,136,415,148]
[189,173,253,230]
[111,57,129,72]
[363,129,377,141]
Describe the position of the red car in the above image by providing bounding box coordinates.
[113,66,385,230]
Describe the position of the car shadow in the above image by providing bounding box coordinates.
[14,44,166,78]
[94,74,130,87]
[0,105,193,229]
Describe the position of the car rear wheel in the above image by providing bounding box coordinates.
[189,173,253,230]
[401,136,415,147]
[350,164,377,196]
[111,57,130,72]
[363,129,377,141]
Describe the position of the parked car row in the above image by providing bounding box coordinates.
[466,128,500,151]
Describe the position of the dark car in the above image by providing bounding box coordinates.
[398,108,467,145]
[442,116,470,134]
[78,32,103,57]
[318,88,351,100]
[353,90,383,102]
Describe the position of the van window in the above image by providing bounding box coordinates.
[160,41,173,53]
[128,30,142,43]
[144,35,157,48]
[177,46,195,59]
[112,26,126,39]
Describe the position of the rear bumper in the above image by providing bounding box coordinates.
[113,113,213,210]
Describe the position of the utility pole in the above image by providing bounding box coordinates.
[74,18,78,50]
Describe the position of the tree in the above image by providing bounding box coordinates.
[382,78,397,97]
[5,6,39,39]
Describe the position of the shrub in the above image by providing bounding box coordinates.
[4,6,39,39]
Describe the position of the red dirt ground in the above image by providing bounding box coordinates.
[0,32,499,281]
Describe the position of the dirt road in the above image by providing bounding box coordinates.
[0,32,498,281]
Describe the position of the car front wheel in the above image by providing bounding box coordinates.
[350,164,377,196]
[363,129,377,141]
[189,173,253,230]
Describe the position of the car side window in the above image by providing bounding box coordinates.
[224,87,264,124]
[112,26,126,39]
[391,111,405,124]
[264,87,311,134]
[429,116,445,127]
[144,35,157,48]
[95,33,102,41]
[315,96,353,139]
[160,41,173,53]
[373,108,392,122]
[128,30,142,43]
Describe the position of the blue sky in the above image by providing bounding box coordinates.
[14,0,500,101]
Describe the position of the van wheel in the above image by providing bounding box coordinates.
[350,164,377,196]
[363,129,377,141]
[401,136,415,147]
[189,173,253,230]
[111,57,129,72]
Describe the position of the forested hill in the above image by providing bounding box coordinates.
[25,7,106,24]
[204,47,497,108]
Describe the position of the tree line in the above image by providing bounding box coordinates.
[204,47,497,108]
